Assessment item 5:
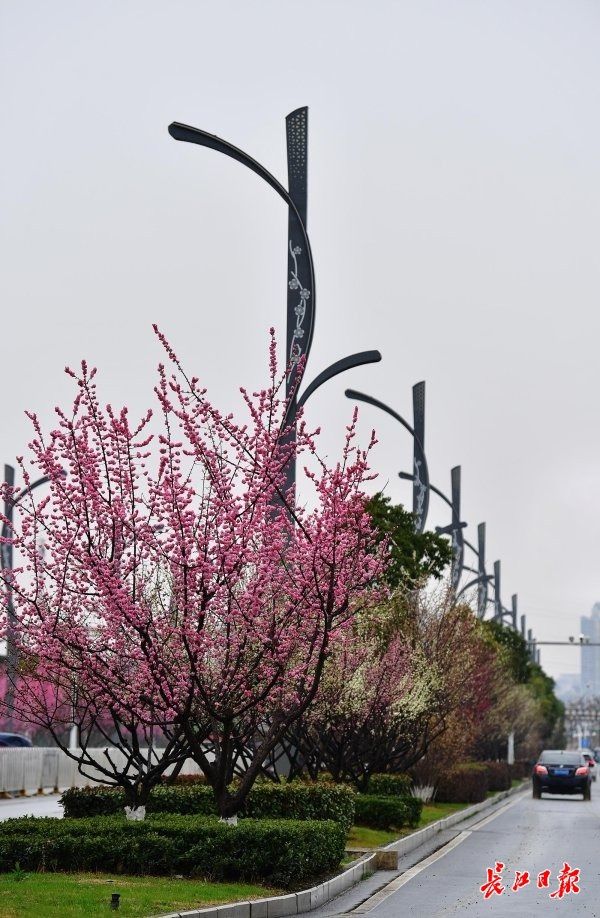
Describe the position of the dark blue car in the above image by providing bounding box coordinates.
[0,732,32,747]
[532,750,591,800]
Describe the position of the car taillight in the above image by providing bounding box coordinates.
[576,766,589,776]
[534,764,548,775]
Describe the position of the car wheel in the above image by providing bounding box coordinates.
[583,785,592,801]
[532,785,541,799]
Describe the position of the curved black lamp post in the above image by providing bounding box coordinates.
[493,561,517,627]
[456,523,493,618]
[398,468,467,596]
[1,464,51,714]
[429,468,466,597]
[345,385,430,533]
[169,108,381,497]
[343,388,472,594]
[344,388,471,597]
[344,389,520,617]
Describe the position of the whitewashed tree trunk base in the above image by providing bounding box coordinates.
[219,815,238,826]
[124,805,146,821]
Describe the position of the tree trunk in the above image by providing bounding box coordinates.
[122,780,152,821]
[124,805,147,821]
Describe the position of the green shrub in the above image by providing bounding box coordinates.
[480,761,511,792]
[367,774,412,797]
[402,795,423,827]
[59,786,215,819]
[0,815,345,887]
[354,794,422,830]
[162,773,207,785]
[245,782,355,832]
[435,763,488,804]
[60,782,355,832]
[509,760,530,780]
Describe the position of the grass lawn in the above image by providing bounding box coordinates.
[347,825,400,848]
[0,872,278,918]
[347,801,468,850]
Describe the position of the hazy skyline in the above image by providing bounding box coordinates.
[2,1,600,680]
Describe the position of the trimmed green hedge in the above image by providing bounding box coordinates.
[354,794,422,830]
[480,761,511,792]
[60,782,356,832]
[367,774,412,797]
[0,815,345,887]
[435,763,488,804]
[246,783,355,832]
[509,760,531,780]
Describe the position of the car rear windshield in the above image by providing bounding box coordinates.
[539,751,582,765]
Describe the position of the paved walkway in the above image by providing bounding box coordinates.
[0,793,63,820]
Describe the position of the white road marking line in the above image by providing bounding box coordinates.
[353,832,471,912]
[353,791,528,913]
[466,791,527,830]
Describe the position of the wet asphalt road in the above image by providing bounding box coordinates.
[310,787,600,918]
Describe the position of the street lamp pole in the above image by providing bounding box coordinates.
[430,468,466,597]
[412,382,428,532]
[511,594,518,631]
[476,523,488,619]
[1,464,51,715]
[450,467,464,596]
[168,109,381,503]
[453,524,494,614]
[346,386,430,533]
[493,560,502,622]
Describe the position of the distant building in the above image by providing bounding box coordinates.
[581,603,600,696]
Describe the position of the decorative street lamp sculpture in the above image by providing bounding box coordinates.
[527,627,535,661]
[511,593,518,630]
[455,522,494,618]
[401,468,468,598]
[477,524,489,617]
[489,562,519,630]
[168,107,381,499]
[493,560,502,621]
[344,388,525,624]
[1,464,52,714]
[411,381,428,532]
[345,385,430,533]
[344,388,474,598]
[343,377,527,637]
[433,466,466,597]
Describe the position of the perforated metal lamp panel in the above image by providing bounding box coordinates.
[286,107,307,222]
[285,107,312,405]
[412,381,429,533]
[477,522,488,618]
[450,466,464,593]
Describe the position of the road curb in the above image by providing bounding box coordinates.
[383,780,528,858]
[157,782,528,918]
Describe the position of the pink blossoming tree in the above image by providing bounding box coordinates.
[0,329,384,819]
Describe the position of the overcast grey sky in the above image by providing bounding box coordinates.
[2,1,599,680]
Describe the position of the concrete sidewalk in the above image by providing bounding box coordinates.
[0,793,63,820]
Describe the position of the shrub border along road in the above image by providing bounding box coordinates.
[157,781,528,918]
